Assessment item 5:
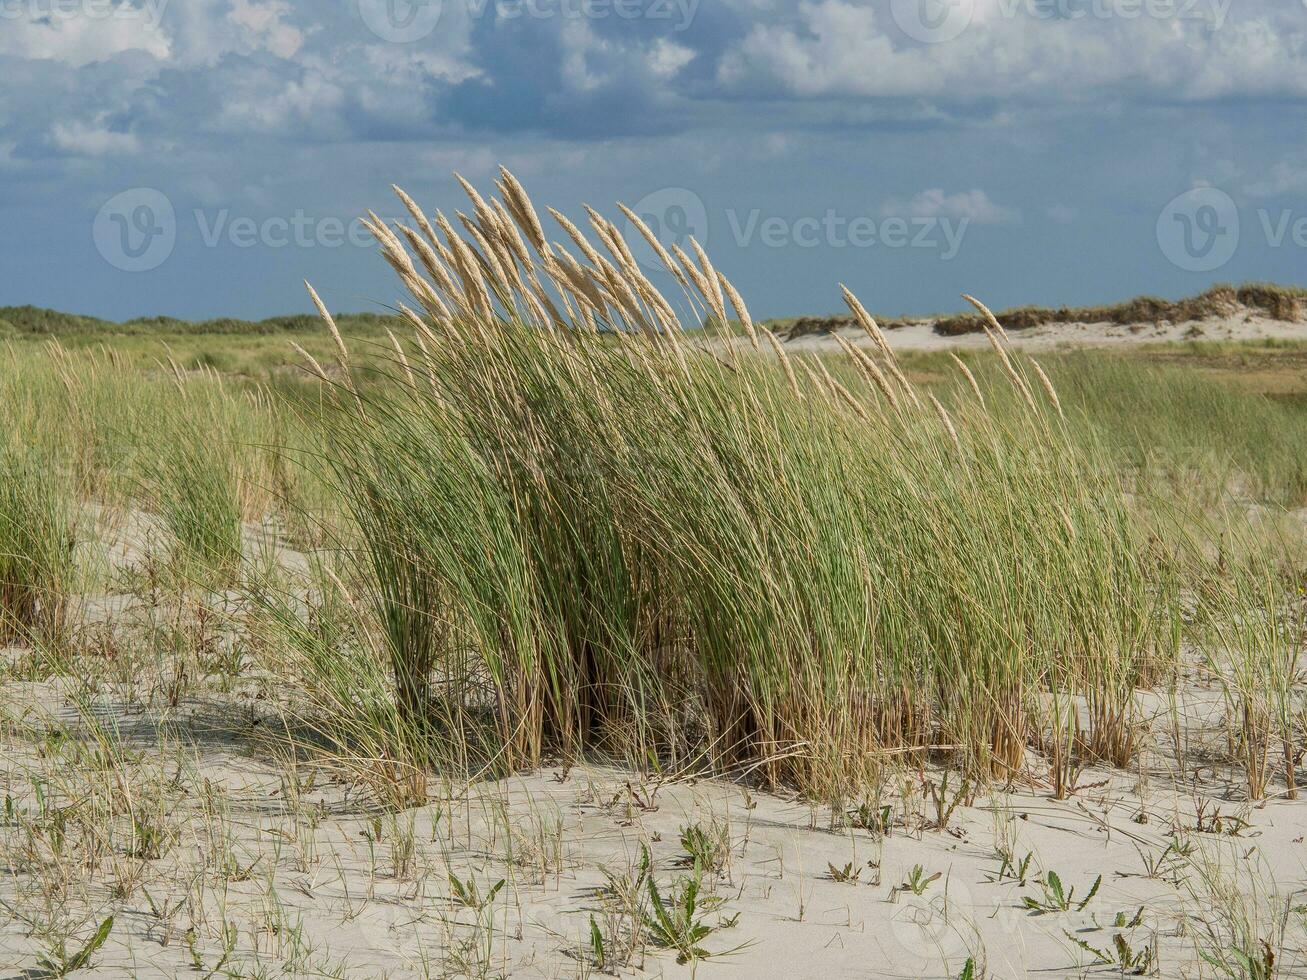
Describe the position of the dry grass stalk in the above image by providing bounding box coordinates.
[930,394,962,451]
[814,357,869,421]
[391,184,440,249]
[617,202,690,290]
[688,238,728,326]
[839,284,894,361]
[961,294,1037,413]
[1028,358,1064,419]
[670,243,715,322]
[303,281,352,382]
[395,224,460,300]
[962,294,1011,342]
[839,285,922,408]
[454,172,495,228]
[549,207,605,272]
[949,354,985,407]
[763,328,802,400]
[387,329,416,387]
[833,334,898,412]
[288,341,328,381]
[719,273,759,350]
[498,166,549,255]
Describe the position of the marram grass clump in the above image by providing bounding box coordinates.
[300,169,1181,799]
[0,439,76,644]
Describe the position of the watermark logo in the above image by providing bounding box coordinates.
[1156,186,1239,272]
[492,0,699,29]
[91,186,978,275]
[891,0,974,43]
[623,187,709,274]
[1012,0,1231,29]
[93,188,176,273]
[727,209,969,258]
[0,0,170,30]
[884,878,1005,974]
[357,0,443,42]
[358,0,700,39]
[623,188,974,266]
[891,0,1231,44]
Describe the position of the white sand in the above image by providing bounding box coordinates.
[4,465,1307,978]
[5,712,1306,978]
[773,313,1307,356]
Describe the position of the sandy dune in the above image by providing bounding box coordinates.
[773,313,1307,355]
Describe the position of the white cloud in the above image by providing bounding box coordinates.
[647,38,694,79]
[882,188,1017,224]
[50,120,141,155]
[716,0,1307,104]
[227,0,305,59]
[1244,162,1307,198]
[212,62,345,133]
[0,8,170,66]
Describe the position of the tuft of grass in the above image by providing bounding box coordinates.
[299,171,1182,802]
[0,439,76,644]
[149,430,244,581]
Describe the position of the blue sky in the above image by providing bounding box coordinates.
[3,0,1307,321]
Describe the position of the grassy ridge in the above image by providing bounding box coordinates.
[777,282,1307,339]
[10,281,1306,342]
[931,282,1307,336]
[0,305,401,337]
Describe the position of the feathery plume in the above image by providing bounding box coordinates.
[304,281,351,376]
[949,353,985,408]
[839,285,894,361]
[763,328,802,400]
[930,394,962,451]
[289,340,328,381]
[834,333,898,412]
[498,166,549,255]
[1028,357,1064,418]
[391,185,439,249]
[386,329,416,387]
[617,202,690,289]
[963,294,1010,342]
[718,272,758,350]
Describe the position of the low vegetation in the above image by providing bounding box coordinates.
[1,170,1306,976]
[779,281,1307,339]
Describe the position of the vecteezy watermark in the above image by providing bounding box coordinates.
[1155,185,1307,273]
[1156,187,1239,273]
[357,0,444,42]
[96,186,972,275]
[891,0,973,44]
[1018,0,1231,28]
[358,0,699,41]
[192,210,408,250]
[727,209,970,259]
[94,188,176,273]
[0,0,170,29]
[623,187,972,272]
[488,0,699,28]
[623,187,711,272]
[93,188,425,272]
[892,0,1230,43]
